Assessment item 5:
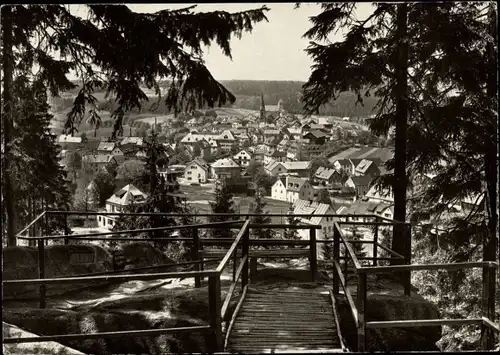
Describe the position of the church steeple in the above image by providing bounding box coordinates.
[259,93,266,121]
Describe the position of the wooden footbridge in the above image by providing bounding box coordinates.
[3,211,499,353]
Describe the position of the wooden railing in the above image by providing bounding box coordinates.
[331,216,499,352]
[4,210,499,352]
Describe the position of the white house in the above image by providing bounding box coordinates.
[271,177,287,201]
[97,184,148,229]
[291,199,337,259]
[233,150,253,168]
[211,158,241,180]
[184,158,210,183]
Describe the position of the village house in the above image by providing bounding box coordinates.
[314,166,342,186]
[283,161,312,177]
[97,184,148,229]
[211,158,241,180]
[263,149,287,165]
[286,141,302,161]
[159,165,185,183]
[353,159,381,179]
[285,176,313,203]
[345,175,374,198]
[276,138,290,152]
[303,130,329,145]
[57,134,82,151]
[215,129,236,153]
[233,149,253,168]
[184,158,210,183]
[291,199,337,259]
[263,129,281,144]
[265,160,287,176]
[82,154,116,172]
[285,127,302,140]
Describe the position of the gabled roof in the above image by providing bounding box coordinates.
[234,149,252,158]
[286,176,309,192]
[187,157,209,171]
[265,160,285,172]
[365,184,394,203]
[355,159,374,174]
[97,142,116,152]
[314,166,338,180]
[217,129,236,141]
[83,154,114,164]
[283,161,311,171]
[120,137,144,145]
[293,199,332,225]
[348,175,374,187]
[58,135,82,144]
[304,130,328,139]
[106,184,148,206]
[211,158,240,169]
[263,129,280,135]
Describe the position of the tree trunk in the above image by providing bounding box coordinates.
[2,6,17,246]
[484,3,498,264]
[391,3,409,265]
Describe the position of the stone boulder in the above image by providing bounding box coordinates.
[3,322,85,355]
[118,242,175,271]
[3,245,113,299]
[337,293,441,351]
[3,287,221,354]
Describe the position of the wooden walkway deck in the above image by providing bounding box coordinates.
[226,287,344,353]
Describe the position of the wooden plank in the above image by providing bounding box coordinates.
[482,317,500,333]
[336,226,361,270]
[366,318,483,328]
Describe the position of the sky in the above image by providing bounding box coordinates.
[69,3,374,82]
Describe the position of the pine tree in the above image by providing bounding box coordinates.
[1,4,269,245]
[91,171,115,208]
[209,179,236,239]
[301,3,412,263]
[249,187,274,240]
[2,78,72,237]
[284,203,300,241]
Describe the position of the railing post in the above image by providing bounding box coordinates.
[208,275,223,352]
[357,271,367,352]
[64,213,69,245]
[333,225,340,295]
[373,217,379,266]
[403,223,411,296]
[44,212,49,246]
[481,264,495,350]
[309,227,317,282]
[38,238,46,309]
[193,227,201,288]
[242,224,249,289]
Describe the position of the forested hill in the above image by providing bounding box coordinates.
[220,80,379,117]
[59,80,378,117]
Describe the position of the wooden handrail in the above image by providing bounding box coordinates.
[482,317,500,333]
[376,242,405,259]
[358,261,498,274]
[15,211,46,237]
[335,223,362,270]
[333,260,358,326]
[3,325,211,343]
[18,220,247,240]
[221,254,248,320]
[224,285,248,351]
[216,220,250,273]
[2,270,216,286]
[366,318,484,328]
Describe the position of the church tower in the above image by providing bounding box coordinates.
[259,93,266,121]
